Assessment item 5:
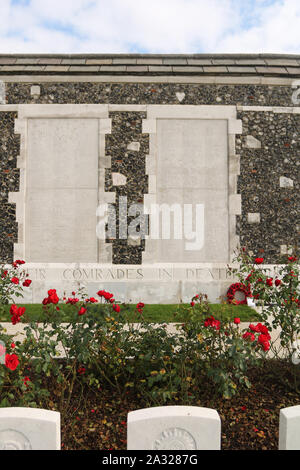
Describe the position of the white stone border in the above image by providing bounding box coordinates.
[10,104,112,262]
[238,105,300,113]
[0,75,298,86]
[141,105,242,263]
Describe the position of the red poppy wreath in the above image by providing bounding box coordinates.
[227,282,251,305]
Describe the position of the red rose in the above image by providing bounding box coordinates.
[258,335,270,351]
[23,376,30,387]
[1,270,8,278]
[257,324,270,338]
[113,304,120,313]
[18,307,25,316]
[10,305,25,325]
[266,278,273,287]
[50,294,59,304]
[66,297,79,305]
[190,301,195,307]
[255,258,264,264]
[288,256,297,262]
[11,277,19,285]
[275,279,281,287]
[77,367,86,375]
[22,279,32,287]
[10,304,18,315]
[204,316,220,330]
[78,307,87,316]
[15,260,25,265]
[5,353,19,371]
[243,332,255,341]
[47,289,59,304]
[103,292,114,301]
[234,317,241,325]
[249,323,260,332]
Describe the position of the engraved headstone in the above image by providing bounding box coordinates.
[0,408,60,450]
[279,405,300,450]
[127,406,221,450]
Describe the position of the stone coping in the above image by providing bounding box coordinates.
[0,54,299,77]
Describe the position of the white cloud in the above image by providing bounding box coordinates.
[0,0,299,53]
[218,0,300,53]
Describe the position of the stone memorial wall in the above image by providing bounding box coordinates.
[0,54,299,303]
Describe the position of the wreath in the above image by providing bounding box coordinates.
[227,282,251,305]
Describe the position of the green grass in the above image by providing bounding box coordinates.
[0,303,259,323]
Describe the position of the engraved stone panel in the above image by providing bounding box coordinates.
[154,119,229,263]
[25,118,98,262]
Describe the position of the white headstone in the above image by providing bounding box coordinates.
[127,406,221,450]
[0,408,60,450]
[279,405,300,450]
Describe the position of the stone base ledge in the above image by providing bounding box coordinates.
[5,262,285,304]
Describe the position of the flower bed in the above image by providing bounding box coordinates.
[57,360,299,450]
[0,251,299,450]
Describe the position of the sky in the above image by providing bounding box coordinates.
[0,0,299,54]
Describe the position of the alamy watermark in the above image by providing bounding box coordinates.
[96,196,205,251]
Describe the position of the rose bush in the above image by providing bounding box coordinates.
[0,264,274,411]
[176,294,267,399]
[229,248,300,361]
[0,259,32,308]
